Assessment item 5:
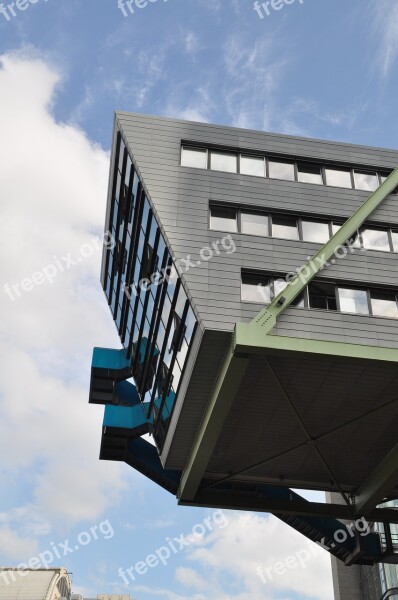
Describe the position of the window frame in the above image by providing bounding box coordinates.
[181,146,208,169]
[240,271,398,321]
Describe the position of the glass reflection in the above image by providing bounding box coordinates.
[240,155,265,177]
[325,168,352,188]
[210,151,237,173]
[297,164,323,185]
[371,292,398,318]
[362,228,391,251]
[181,147,207,169]
[302,220,330,243]
[272,216,299,240]
[269,160,295,181]
[354,171,378,192]
[338,288,369,315]
[241,212,269,236]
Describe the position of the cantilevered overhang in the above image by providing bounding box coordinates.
[195,337,398,494]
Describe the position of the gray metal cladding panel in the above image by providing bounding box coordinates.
[116,112,398,168]
[164,329,231,469]
[206,353,398,492]
[272,309,398,349]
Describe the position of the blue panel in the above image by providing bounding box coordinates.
[103,403,149,430]
[92,347,132,372]
[114,381,141,407]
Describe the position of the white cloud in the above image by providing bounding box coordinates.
[183,513,333,600]
[175,567,206,591]
[0,526,39,561]
[371,0,398,78]
[0,49,128,545]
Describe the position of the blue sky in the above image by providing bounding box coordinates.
[0,0,398,599]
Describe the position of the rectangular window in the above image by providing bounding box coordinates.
[241,212,269,237]
[361,228,391,252]
[302,220,330,244]
[140,244,157,281]
[370,291,398,318]
[308,282,337,311]
[170,312,187,353]
[392,231,398,252]
[338,288,369,315]
[325,167,352,188]
[268,159,295,181]
[271,216,299,240]
[210,151,237,173]
[273,278,305,307]
[181,147,208,169]
[354,171,379,192]
[240,155,266,177]
[114,240,124,273]
[210,206,238,232]
[241,272,272,303]
[297,163,323,185]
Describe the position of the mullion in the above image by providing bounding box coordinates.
[350,169,355,190]
[293,161,299,183]
[387,229,395,253]
[146,256,174,420]
[135,229,161,394]
[106,132,122,305]
[119,163,137,341]
[131,212,154,376]
[125,186,146,357]
[153,299,190,438]
[367,289,373,316]
[149,279,181,425]
[139,250,171,416]
[120,166,139,341]
[297,217,304,242]
[112,147,129,322]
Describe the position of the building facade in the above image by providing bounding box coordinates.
[89,113,398,599]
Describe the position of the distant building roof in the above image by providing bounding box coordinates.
[0,568,71,600]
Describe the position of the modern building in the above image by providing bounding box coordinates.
[0,568,71,599]
[89,113,398,599]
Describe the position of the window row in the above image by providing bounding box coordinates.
[181,146,397,192]
[106,133,197,450]
[210,205,398,252]
[241,272,398,319]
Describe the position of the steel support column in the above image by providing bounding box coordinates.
[355,445,398,513]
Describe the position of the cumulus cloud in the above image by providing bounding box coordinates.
[0,50,127,548]
[180,512,333,600]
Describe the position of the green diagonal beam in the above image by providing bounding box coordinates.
[178,167,398,502]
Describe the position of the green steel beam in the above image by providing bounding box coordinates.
[355,445,398,514]
[178,168,398,502]
[180,494,398,524]
[178,349,249,501]
[234,326,398,363]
